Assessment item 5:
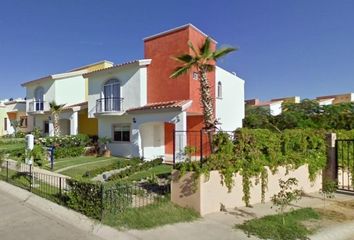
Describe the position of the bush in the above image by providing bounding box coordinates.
[0,138,25,145]
[64,179,103,219]
[54,146,85,159]
[38,134,91,148]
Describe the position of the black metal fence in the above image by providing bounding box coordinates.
[0,161,170,220]
[336,139,354,192]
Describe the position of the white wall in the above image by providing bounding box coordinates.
[26,79,55,110]
[98,115,134,157]
[140,122,165,159]
[215,66,245,131]
[269,102,282,116]
[54,75,86,105]
[87,64,148,118]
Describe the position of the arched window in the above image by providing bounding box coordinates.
[34,87,44,111]
[103,79,121,111]
[217,81,222,99]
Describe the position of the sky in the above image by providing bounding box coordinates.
[0,0,353,101]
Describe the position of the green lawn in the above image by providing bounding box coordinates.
[103,200,199,230]
[236,208,321,240]
[60,157,127,179]
[43,156,121,171]
[123,164,172,182]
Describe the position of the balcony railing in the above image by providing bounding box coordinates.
[28,101,49,113]
[96,97,124,113]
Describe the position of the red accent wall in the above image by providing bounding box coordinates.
[164,122,175,155]
[144,25,216,116]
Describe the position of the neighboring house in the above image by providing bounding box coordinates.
[246,96,300,116]
[0,98,28,135]
[85,24,245,160]
[21,61,113,136]
[316,93,354,105]
[245,99,283,116]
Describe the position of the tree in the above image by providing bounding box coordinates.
[170,37,236,130]
[49,101,65,136]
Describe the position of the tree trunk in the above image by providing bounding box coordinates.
[53,113,60,136]
[198,68,216,130]
[198,67,217,154]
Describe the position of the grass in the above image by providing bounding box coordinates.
[58,157,126,179]
[103,200,199,230]
[43,156,121,171]
[236,208,321,240]
[122,164,172,182]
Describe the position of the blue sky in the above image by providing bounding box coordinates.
[0,0,353,101]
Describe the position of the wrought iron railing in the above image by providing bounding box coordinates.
[28,100,48,112]
[96,97,124,113]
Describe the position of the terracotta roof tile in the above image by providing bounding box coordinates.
[127,100,191,112]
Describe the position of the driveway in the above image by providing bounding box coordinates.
[0,189,102,240]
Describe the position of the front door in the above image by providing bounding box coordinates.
[103,80,120,111]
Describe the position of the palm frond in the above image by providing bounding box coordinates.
[170,65,191,79]
[188,41,199,56]
[202,64,215,73]
[172,54,194,63]
[212,47,237,60]
[49,101,65,112]
[200,37,211,57]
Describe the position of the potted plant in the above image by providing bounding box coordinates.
[98,137,112,157]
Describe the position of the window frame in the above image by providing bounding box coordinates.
[112,124,131,143]
[19,116,28,128]
[217,81,223,99]
[4,118,7,131]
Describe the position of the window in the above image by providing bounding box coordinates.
[112,124,130,142]
[192,72,198,80]
[217,81,222,99]
[4,118,7,131]
[34,87,44,111]
[20,116,28,128]
[44,121,49,134]
[103,79,121,111]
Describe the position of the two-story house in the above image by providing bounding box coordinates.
[85,24,245,160]
[21,61,113,136]
[0,98,28,136]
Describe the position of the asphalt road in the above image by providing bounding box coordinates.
[0,189,102,240]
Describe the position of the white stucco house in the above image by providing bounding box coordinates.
[84,60,244,160]
[21,61,113,136]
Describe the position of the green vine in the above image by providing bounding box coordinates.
[176,128,333,207]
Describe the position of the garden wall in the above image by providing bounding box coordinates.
[171,165,322,216]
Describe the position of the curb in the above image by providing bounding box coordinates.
[0,180,140,240]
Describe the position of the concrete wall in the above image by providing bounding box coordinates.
[87,64,148,118]
[54,75,86,105]
[215,66,244,130]
[171,165,322,216]
[0,107,6,136]
[98,115,133,157]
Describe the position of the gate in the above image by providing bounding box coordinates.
[336,139,354,192]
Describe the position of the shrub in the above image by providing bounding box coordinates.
[0,138,25,145]
[38,134,91,148]
[64,179,103,219]
[54,146,85,159]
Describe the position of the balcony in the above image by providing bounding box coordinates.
[96,97,124,115]
[28,101,49,114]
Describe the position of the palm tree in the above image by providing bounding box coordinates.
[49,101,65,136]
[170,37,237,130]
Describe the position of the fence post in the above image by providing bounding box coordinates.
[6,161,9,182]
[29,164,32,192]
[59,177,62,196]
[323,133,337,186]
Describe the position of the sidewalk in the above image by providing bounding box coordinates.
[1,179,354,240]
